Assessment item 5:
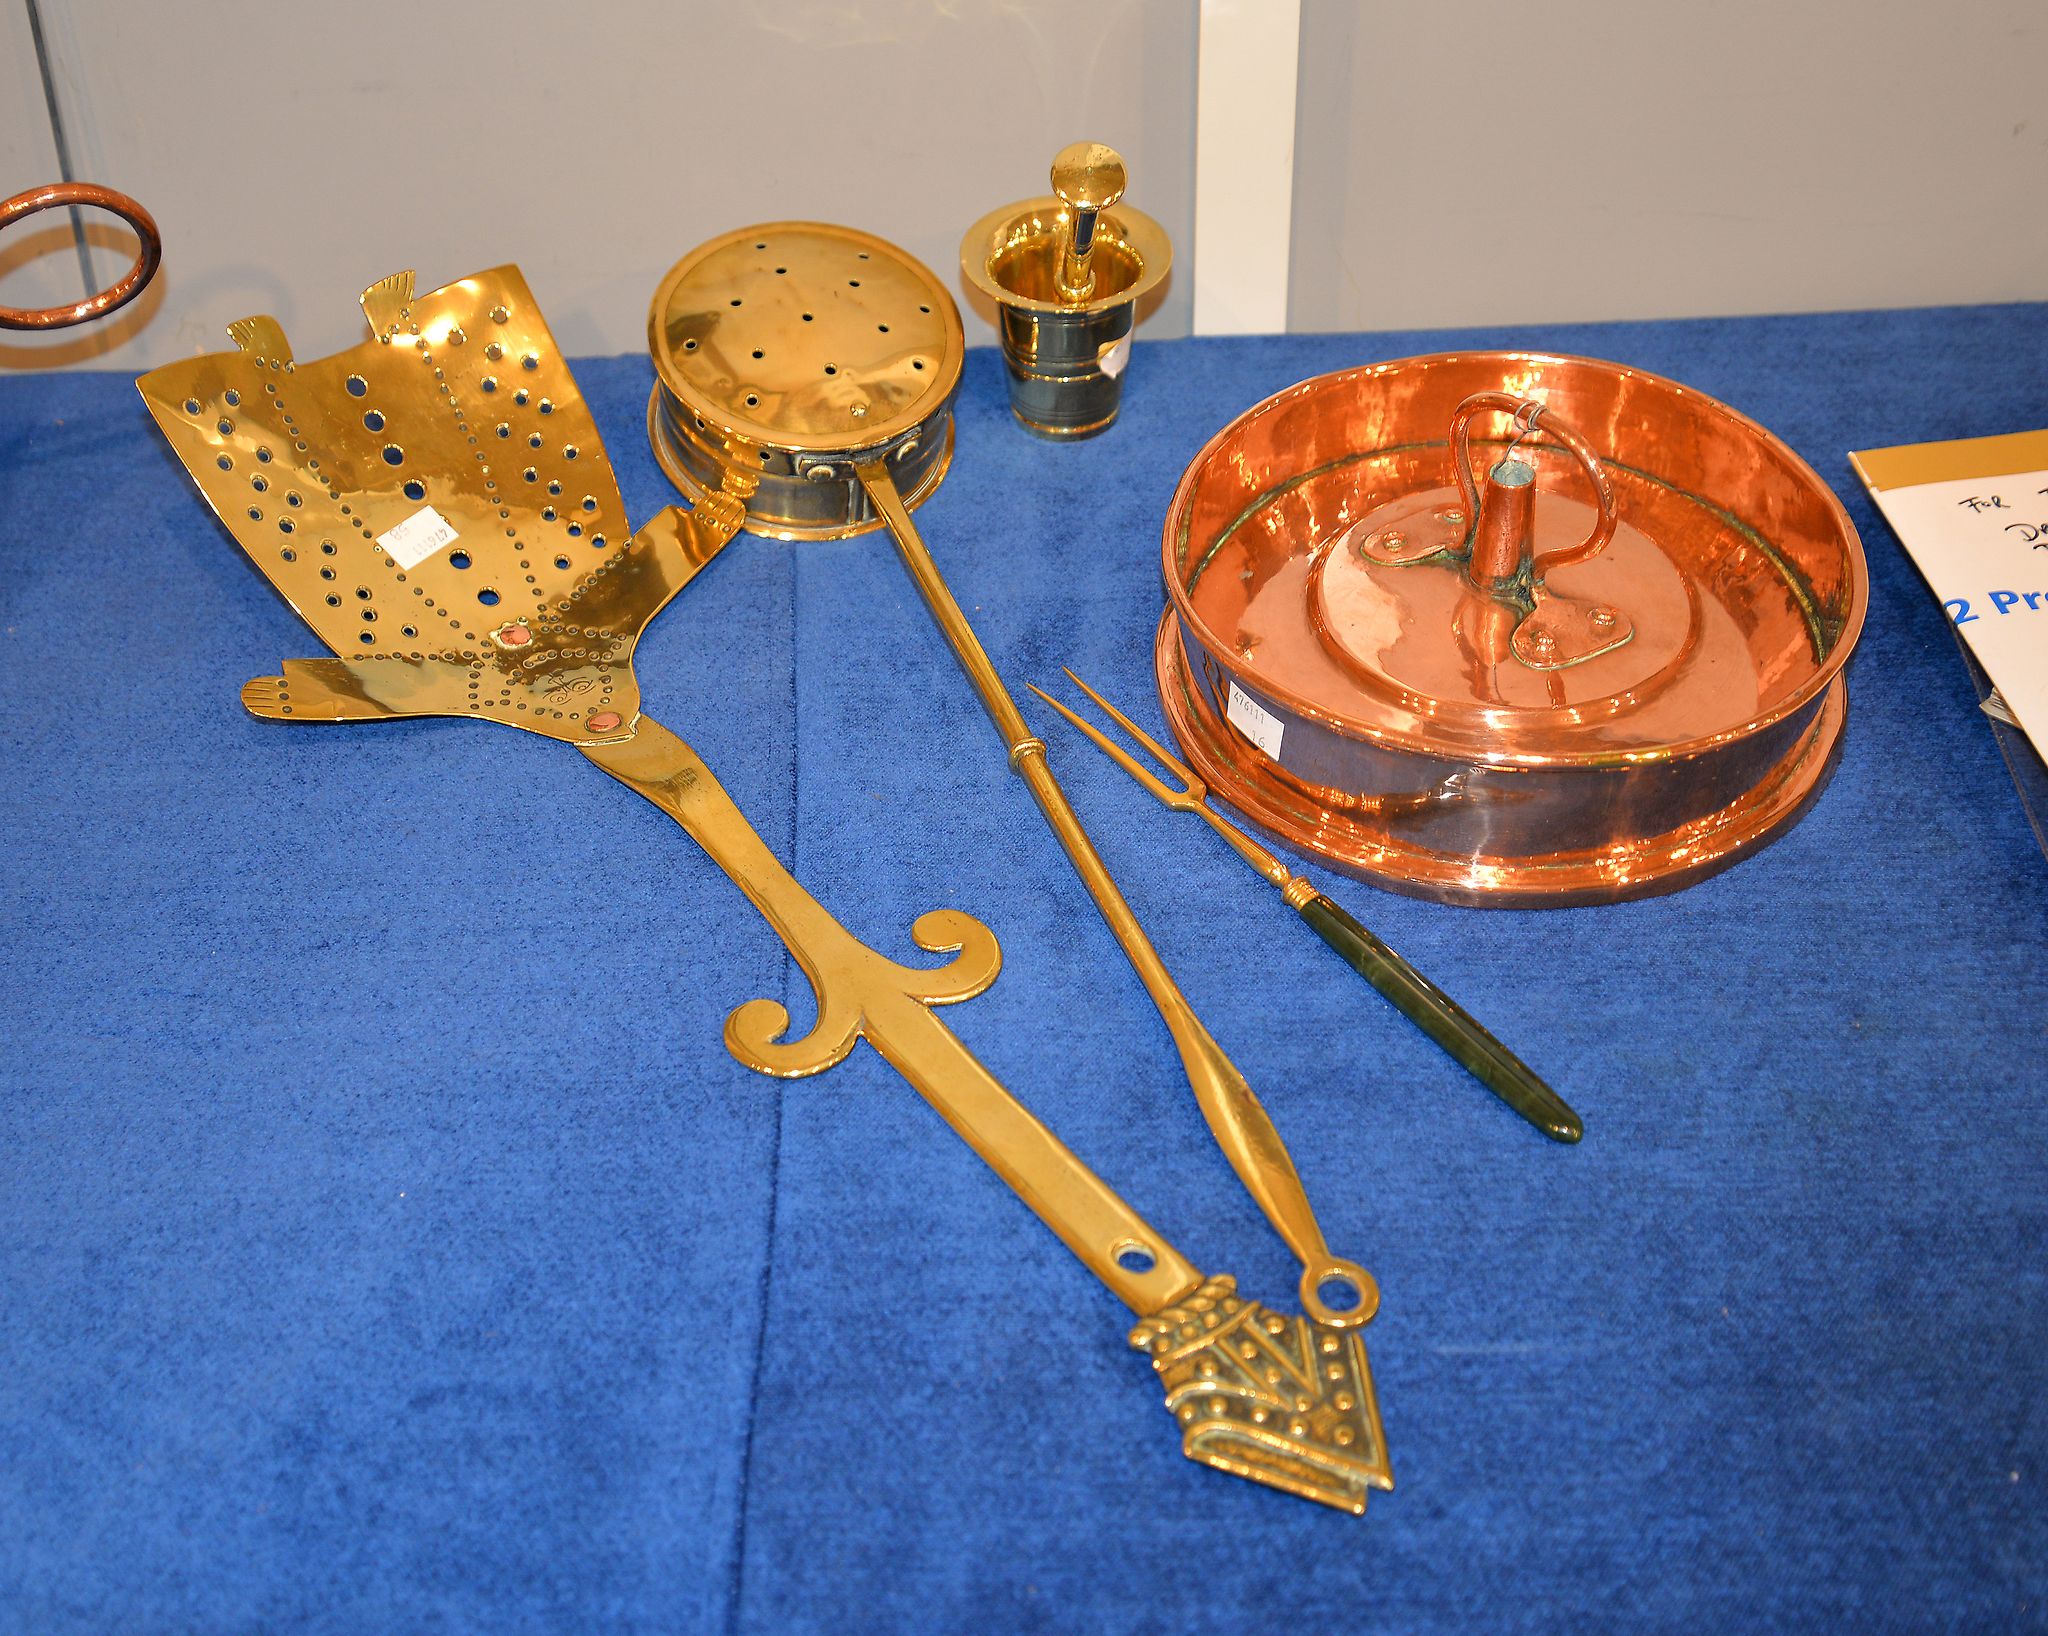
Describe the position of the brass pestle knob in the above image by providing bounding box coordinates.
[1051,141,1126,302]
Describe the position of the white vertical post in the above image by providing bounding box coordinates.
[1192,0,1302,336]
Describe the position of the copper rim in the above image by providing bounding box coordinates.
[1156,610,1850,908]
[1162,352,1868,767]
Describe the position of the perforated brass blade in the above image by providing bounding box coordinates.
[138,266,704,743]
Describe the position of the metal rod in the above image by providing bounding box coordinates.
[23,0,95,297]
[1033,670,1584,1144]
[853,458,1377,1329]
[582,713,1206,1317]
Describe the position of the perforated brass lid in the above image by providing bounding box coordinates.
[648,222,963,455]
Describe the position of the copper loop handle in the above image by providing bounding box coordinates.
[0,183,162,331]
[1450,391,1617,576]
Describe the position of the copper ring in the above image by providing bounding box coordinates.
[1450,390,1617,573]
[0,182,161,331]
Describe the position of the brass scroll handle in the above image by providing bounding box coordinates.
[1050,141,1126,302]
[0,183,161,331]
[1450,392,1616,577]
[580,713,1206,1317]
[586,715,1396,1512]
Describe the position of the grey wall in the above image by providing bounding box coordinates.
[1289,0,2048,333]
[0,0,84,368]
[6,0,2046,370]
[2,0,1197,371]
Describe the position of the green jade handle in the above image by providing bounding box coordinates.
[1293,892,1583,1143]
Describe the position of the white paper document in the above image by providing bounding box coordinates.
[1851,430,2048,756]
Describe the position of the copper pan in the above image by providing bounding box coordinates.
[1158,352,1867,907]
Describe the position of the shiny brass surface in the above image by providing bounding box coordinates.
[1160,352,1867,905]
[0,181,160,330]
[961,142,1172,438]
[143,264,1389,1513]
[960,150,1171,316]
[1132,1274,1391,1514]
[648,223,1373,1331]
[1030,672,1581,1143]
[860,460,1377,1330]
[580,716,1210,1315]
[648,222,962,539]
[1050,140,1125,300]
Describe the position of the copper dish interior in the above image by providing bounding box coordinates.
[1158,352,1868,906]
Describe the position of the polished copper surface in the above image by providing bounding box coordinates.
[0,182,160,330]
[1158,352,1868,906]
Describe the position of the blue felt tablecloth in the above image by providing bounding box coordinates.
[2,305,2045,1634]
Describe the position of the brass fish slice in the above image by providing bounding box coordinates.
[137,266,1393,1512]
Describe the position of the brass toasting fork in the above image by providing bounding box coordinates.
[1031,671,1582,1143]
[136,265,1392,1513]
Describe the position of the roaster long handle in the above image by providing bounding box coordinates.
[852,461,1377,1328]
[578,712,1203,1315]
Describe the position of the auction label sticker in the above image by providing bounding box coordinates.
[1226,680,1286,759]
[1852,429,2048,756]
[377,506,459,570]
